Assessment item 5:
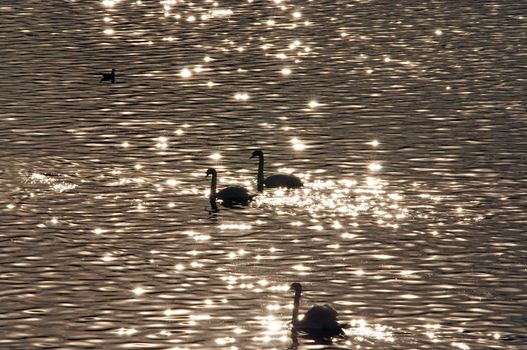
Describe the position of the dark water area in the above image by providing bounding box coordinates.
[0,1,526,349]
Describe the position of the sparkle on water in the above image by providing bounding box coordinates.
[0,0,524,349]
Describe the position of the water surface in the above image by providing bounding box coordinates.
[0,1,526,349]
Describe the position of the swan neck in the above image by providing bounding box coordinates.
[257,154,264,192]
[210,172,217,198]
[209,196,218,211]
[292,289,301,327]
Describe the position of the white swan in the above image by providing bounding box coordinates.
[206,168,253,210]
[251,150,303,192]
[290,282,346,340]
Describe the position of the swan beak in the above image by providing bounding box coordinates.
[250,155,255,159]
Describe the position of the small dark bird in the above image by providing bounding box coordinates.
[100,68,115,83]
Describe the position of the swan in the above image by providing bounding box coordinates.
[100,68,115,83]
[250,150,303,192]
[290,282,346,340]
[206,168,254,209]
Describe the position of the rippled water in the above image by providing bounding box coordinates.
[1,1,526,349]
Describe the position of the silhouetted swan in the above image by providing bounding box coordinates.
[290,282,346,341]
[251,150,303,192]
[206,168,253,210]
[100,68,115,83]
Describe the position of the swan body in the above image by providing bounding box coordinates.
[299,304,340,330]
[264,174,303,189]
[206,168,253,209]
[216,186,252,203]
[290,282,345,340]
[251,150,303,192]
[100,68,115,83]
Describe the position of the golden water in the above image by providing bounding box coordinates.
[0,1,525,349]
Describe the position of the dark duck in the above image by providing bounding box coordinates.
[100,68,115,83]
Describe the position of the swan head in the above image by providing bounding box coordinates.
[290,282,302,293]
[250,150,263,159]
[206,168,217,177]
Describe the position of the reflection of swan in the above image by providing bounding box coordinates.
[206,168,253,210]
[100,68,115,83]
[250,150,303,192]
[290,282,346,341]
[287,329,299,350]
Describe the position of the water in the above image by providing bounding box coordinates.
[1,1,526,349]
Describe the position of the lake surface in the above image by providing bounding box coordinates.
[1,1,526,349]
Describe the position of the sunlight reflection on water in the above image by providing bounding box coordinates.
[0,0,525,349]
